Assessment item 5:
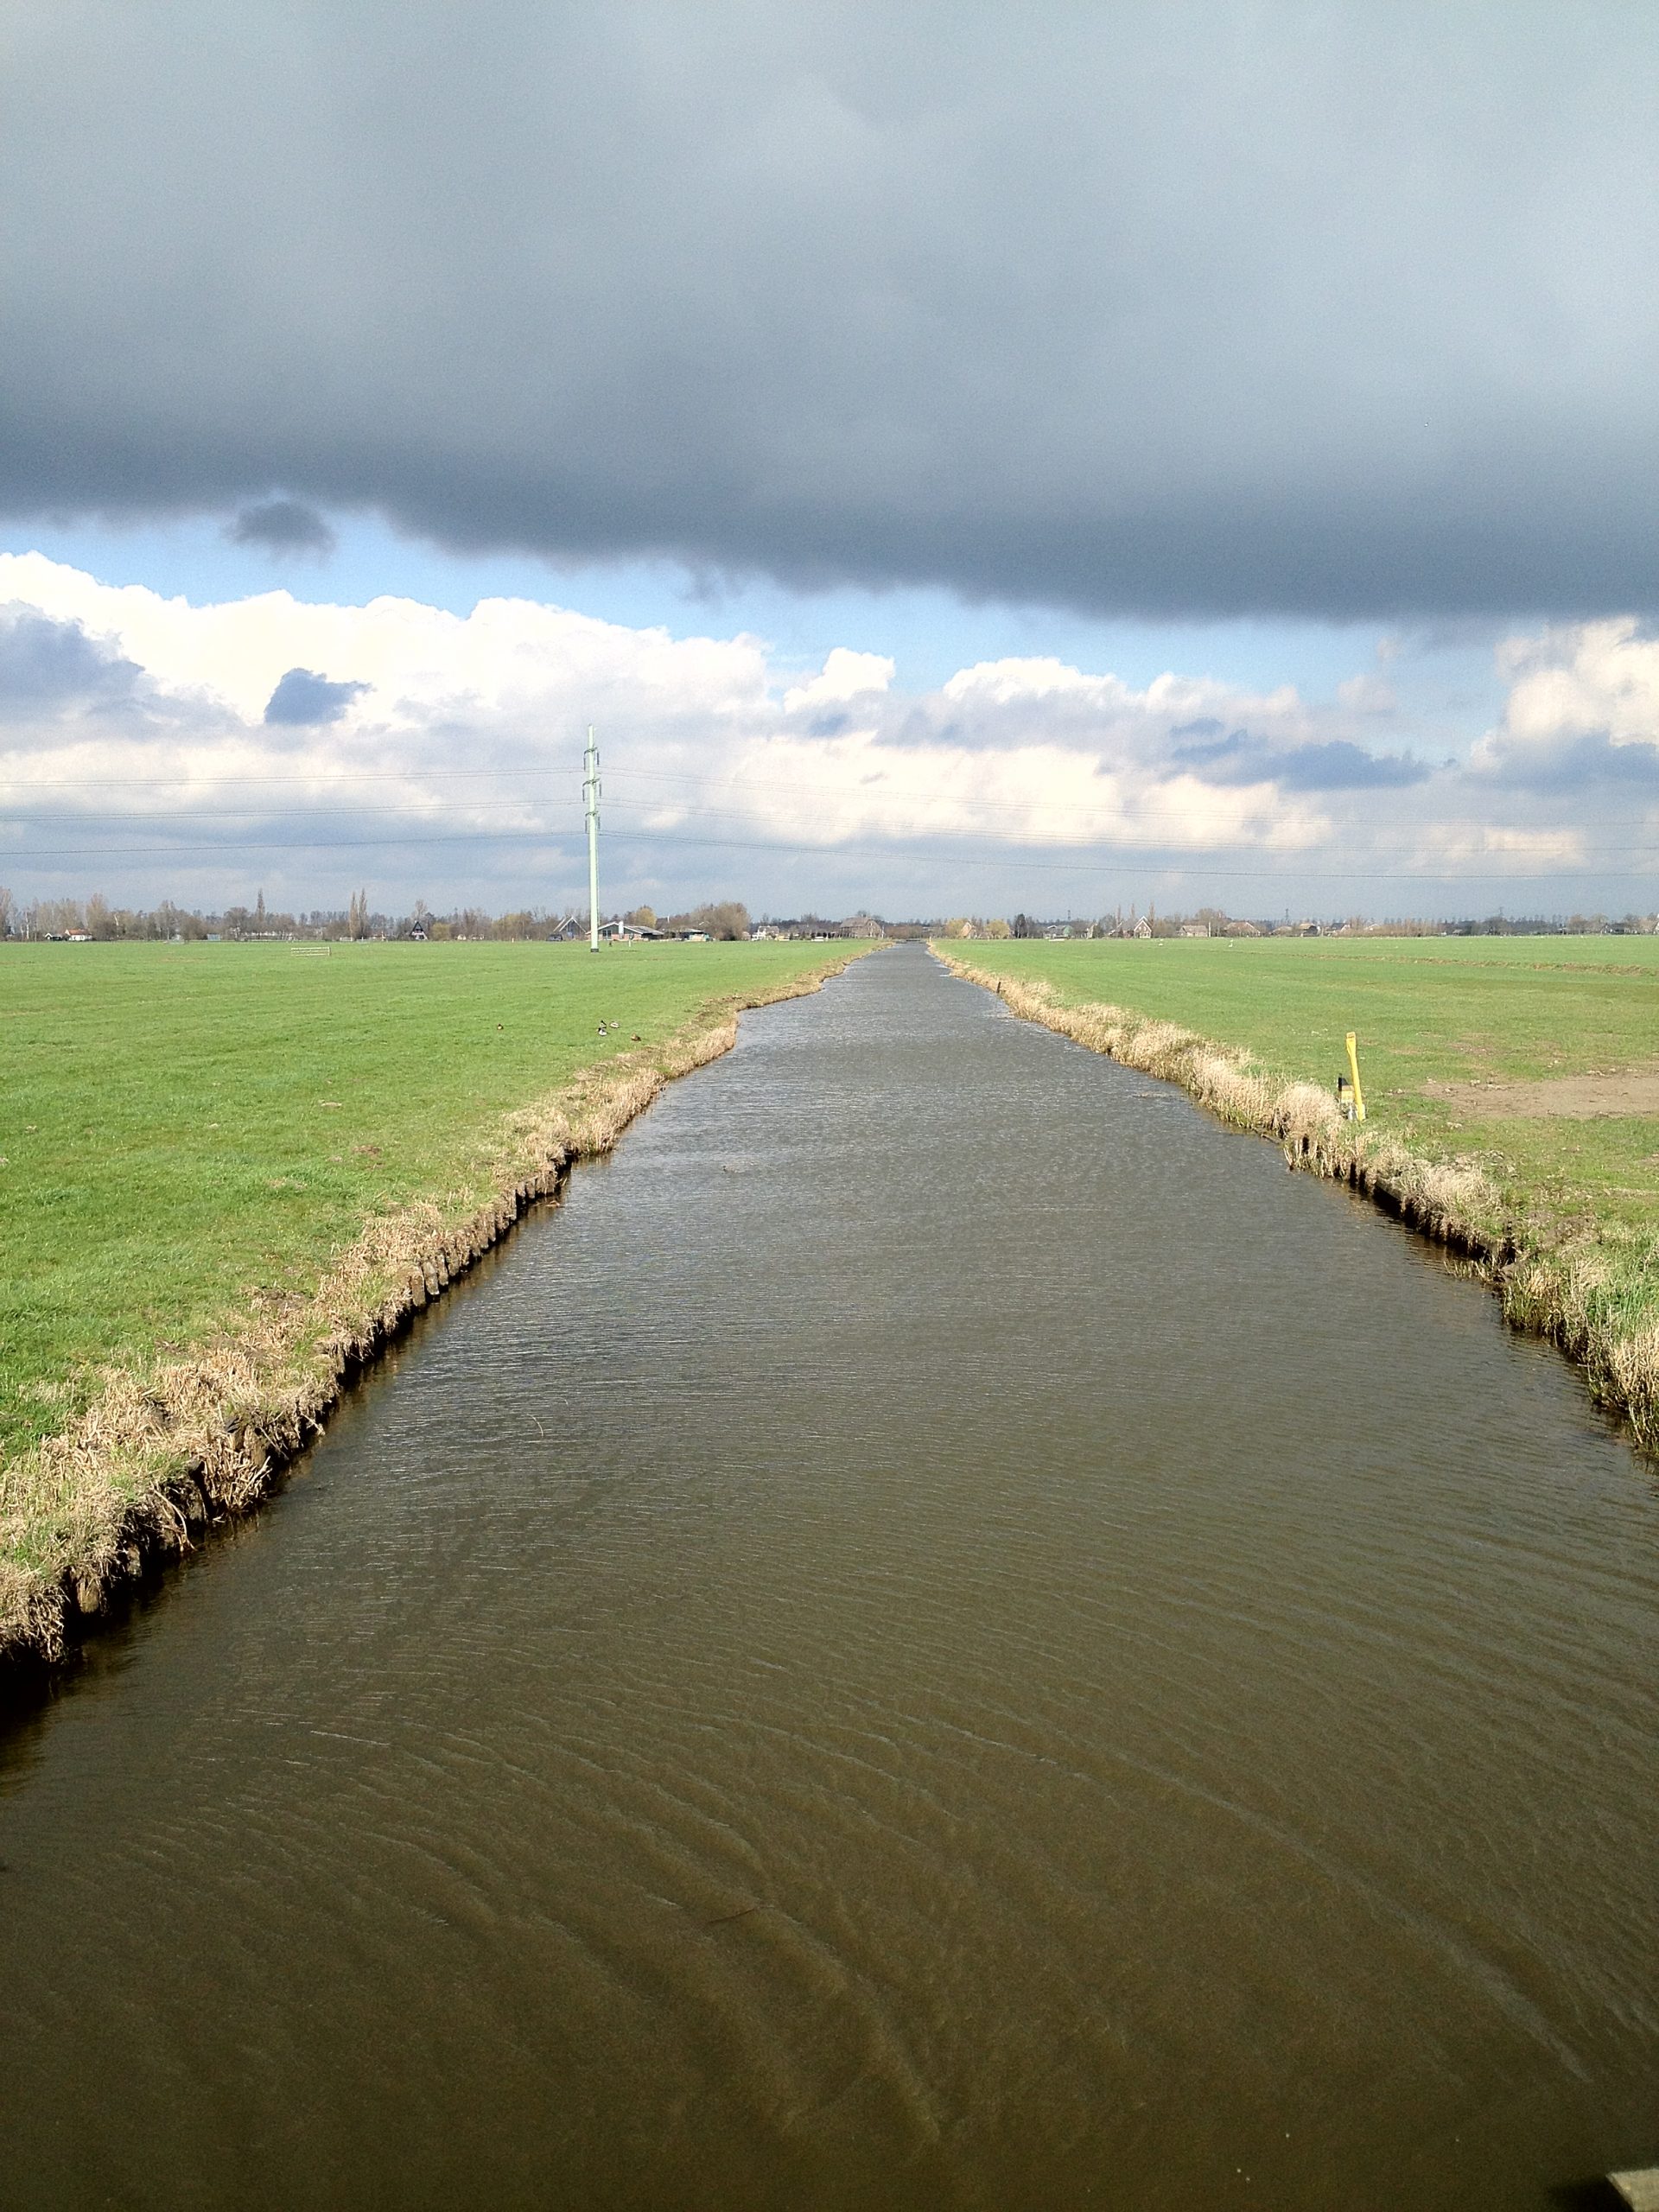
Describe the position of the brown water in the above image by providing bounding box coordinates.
[2,944,1656,2210]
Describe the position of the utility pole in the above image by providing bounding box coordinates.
[583,727,601,950]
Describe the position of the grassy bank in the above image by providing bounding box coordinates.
[935,936,1659,1449]
[1,938,863,1662]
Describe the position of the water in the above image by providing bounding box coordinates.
[3,945,1656,2209]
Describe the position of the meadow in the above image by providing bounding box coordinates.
[2,937,852,1465]
[939,933,1659,1445]
[1,937,855,1656]
[943,934,1659,1228]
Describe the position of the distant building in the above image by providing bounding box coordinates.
[1131,918,1154,938]
[841,913,882,938]
[1179,922,1209,938]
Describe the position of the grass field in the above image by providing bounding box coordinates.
[1,937,849,1471]
[939,934,1659,1235]
[937,934,1659,1446]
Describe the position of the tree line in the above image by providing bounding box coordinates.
[0,888,754,942]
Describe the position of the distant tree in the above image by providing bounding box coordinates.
[624,904,658,928]
[86,892,117,940]
[347,888,369,939]
[0,885,11,938]
[688,900,749,940]
[984,917,1012,938]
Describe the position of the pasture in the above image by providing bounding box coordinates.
[945,934,1659,1246]
[0,938,848,1468]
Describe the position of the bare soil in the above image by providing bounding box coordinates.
[1423,1071,1659,1120]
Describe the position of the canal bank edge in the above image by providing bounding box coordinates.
[0,948,869,1676]
[934,944,1659,1459]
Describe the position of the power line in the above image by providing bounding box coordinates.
[3,765,1655,857]
[9,802,1656,863]
[3,817,1655,885]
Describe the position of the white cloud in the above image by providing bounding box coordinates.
[1336,673,1397,715]
[1420,823,1587,867]
[783,646,895,712]
[1,555,1650,914]
[1484,618,1659,755]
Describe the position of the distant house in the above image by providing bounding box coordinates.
[1224,920,1262,937]
[1131,918,1154,939]
[600,920,663,943]
[408,926,429,942]
[1179,922,1209,939]
[841,913,882,938]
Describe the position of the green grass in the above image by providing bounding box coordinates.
[944,931,1659,1249]
[0,938,845,1466]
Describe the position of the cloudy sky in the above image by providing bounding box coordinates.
[3,1,1657,920]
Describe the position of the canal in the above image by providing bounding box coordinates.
[2,944,1656,2209]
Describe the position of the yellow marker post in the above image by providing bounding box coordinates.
[1344,1031,1366,1121]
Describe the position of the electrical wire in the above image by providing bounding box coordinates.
[3,815,1653,885]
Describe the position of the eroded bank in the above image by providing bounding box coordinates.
[0,949,864,1672]
[935,944,1659,1455]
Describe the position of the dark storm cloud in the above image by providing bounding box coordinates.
[1173,730,1433,791]
[264,669,367,725]
[3,3,1658,619]
[0,605,142,719]
[227,499,337,556]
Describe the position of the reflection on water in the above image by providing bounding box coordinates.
[2,945,1656,2211]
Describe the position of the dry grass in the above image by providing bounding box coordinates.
[0,957,857,1669]
[938,948,1659,1454]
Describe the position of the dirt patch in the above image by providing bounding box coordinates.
[1424,1071,1659,1120]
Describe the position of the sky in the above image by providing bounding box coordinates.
[3,1,1657,922]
